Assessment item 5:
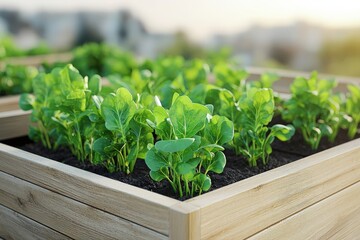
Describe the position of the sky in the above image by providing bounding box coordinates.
[1,0,360,40]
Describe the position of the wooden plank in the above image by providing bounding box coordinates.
[0,95,20,112]
[0,144,179,235]
[0,204,71,240]
[187,139,360,239]
[246,66,360,93]
[248,181,360,240]
[0,110,30,140]
[169,203,201,240]
[0,171,167,240]
[0,52,73,67]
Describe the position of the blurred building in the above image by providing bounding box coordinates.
[0,9,174,56]
[207,22,359,71]
[0,9,359,73]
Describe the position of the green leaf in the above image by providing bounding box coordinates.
[93,137,111,155]
[19,93,35,111]
[204,115,234,145]
[207,151,226,174]
[89,75,102,94]
[169,95,209,138]
[155,138,195,153]
[145,148,169,171]
[101,88,136,133]
[271,124,295,141]
[150,170,168,181]
[176,157,201,175]
[194,173,211,192]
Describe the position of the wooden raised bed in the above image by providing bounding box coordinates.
[1,117,360,239]
[1,78,360,239]
[1,130,360,239]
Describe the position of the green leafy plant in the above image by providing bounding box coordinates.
[282,72,350,149]
[93,88,155,173]
[19,66,70,149]
[346,84,360,138]
[234,88,294,166]
[145,95,233,197]
[212,63,248,99]
[198,86,294,167]
[0,65,38,96]
[0,36,50,59]
[49,70,102,162]
[72,43,137,77]
[19,65,102,161]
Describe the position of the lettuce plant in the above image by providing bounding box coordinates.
[19,66,72,149]
[346,84,360,138]
[282,72,350,149]
[0,65,38,96]
[212,63,248,99]
[20,64,102,163]
[93,88,155,173]
[145,95,233,197]
[234,88,294,166]
[199,86,293,167]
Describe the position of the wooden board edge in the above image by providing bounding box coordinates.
[248,180,360,240]
[0,204,72,240]
[0,143,178,235]
[0,110,30,141]
[0,171,168,240]
[169,202,201,240]
[188,138,360,206]
[186,139,360,239]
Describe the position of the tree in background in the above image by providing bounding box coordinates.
[319,34,360,77]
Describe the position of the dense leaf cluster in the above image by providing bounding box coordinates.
[17,46,360,197]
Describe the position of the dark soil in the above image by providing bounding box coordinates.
[2,128,358,201]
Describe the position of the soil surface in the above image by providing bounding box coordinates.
[2,128,358,201]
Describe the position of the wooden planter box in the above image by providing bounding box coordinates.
[0,95,30,141]
[1,116,360,239]
[1,75,360,239]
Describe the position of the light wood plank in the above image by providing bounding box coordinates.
[0,204,71,240]
[187,139,360,239]
[169,203,201,240]
[0,171,167,240]
[0,95,20,112]
[0,53,73,67]
[246,66,359,93]
[249,181,360,240]
[0,110,30,140]
[0,144,178,235]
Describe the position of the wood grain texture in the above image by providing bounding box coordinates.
[0,171,167,240]
[249,181,360,240]
[187,139,360,239]
[0,204,71,240]
[0,110,30,140]
[0,95,21,112]
[169,203,201,240]
[0,144,178,235]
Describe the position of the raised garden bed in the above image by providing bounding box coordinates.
[1,99,360,239]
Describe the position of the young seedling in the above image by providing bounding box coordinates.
[282,72,349,149]
[93,88,155,173]
[145,95,233,197]
[234,88,295,166]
